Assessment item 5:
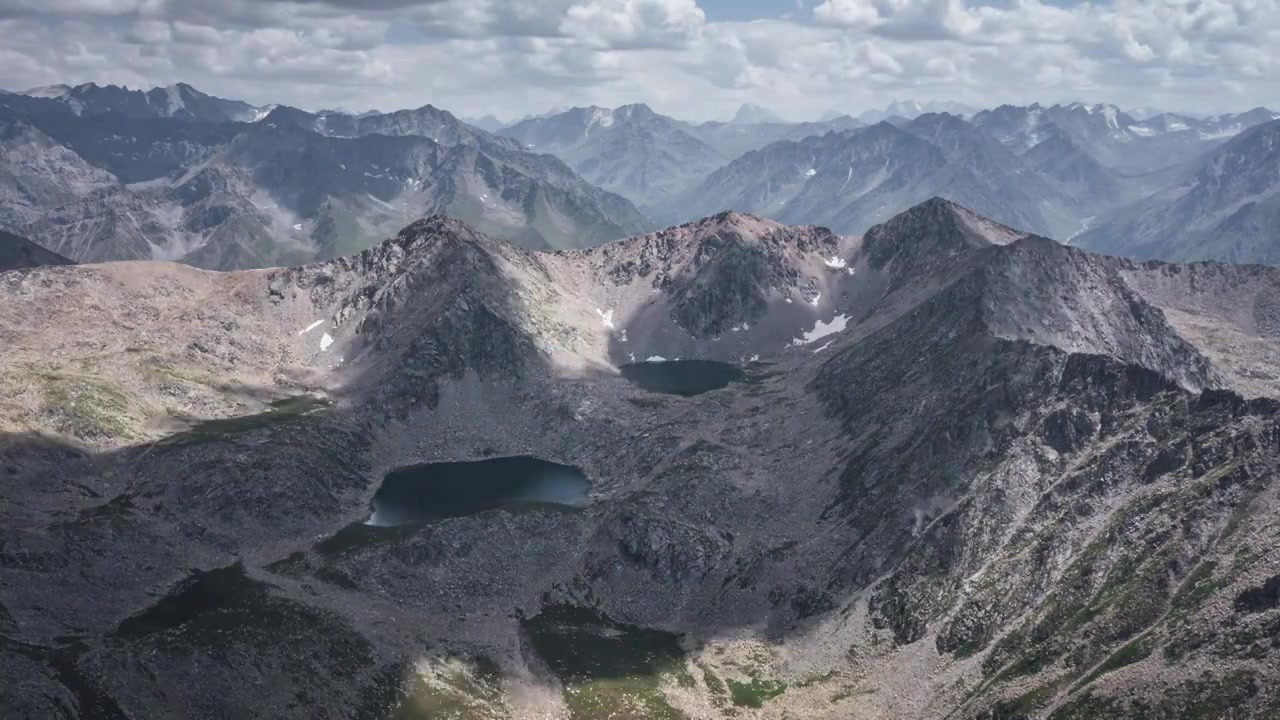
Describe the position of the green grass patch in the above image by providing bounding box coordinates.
[727,677,787,708]
[1167,560,1221,624]
[700,666,727,697]
[668,665,697,689]
[564,677,687,720]
[392,657,507,720]
[163,394,330,445]
[1075,635,1154,690]
[38,371,139,440]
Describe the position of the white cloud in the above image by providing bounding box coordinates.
[0,0,1277,121]
[561,0,704,50]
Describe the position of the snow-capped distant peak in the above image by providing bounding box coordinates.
[588,107,615,130]
[22,84,72,99]
[1091,103,1120,129]
[158,85,186,114]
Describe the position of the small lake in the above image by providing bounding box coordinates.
[367,456,590,526]
[522,605,685,681]
[619,360,745,397]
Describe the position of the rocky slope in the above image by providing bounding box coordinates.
[2,199,1280,719]
[1076,119,1280,264]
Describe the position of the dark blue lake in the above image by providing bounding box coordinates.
[368,456,590,526]
[619,360,745,397]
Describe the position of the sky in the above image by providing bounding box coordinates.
[0,0,1276,122]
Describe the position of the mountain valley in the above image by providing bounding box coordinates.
[3,197,1280,718]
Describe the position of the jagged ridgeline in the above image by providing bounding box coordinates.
[2,199,1280,719]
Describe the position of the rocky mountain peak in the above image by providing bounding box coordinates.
[862,196,1018,277]
[730,102,784,125]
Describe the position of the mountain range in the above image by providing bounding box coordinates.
[1076,119,1280,264]
[855,98,979,124]
[0,88,652,268]
[10,81,269,123]
[670,113,1096,239]
[498,103,864,212]
[4,198,1280,718]
[2,81,1279,270]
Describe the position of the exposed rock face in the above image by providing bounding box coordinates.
[2,199,1280,719]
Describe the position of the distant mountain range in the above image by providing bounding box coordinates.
[0,86,652,269]
[10,82,269,123]
[499,104,863,212]
[1076,119,1280,264]
[972,102,1280,178]
[856,99,979,124]
[2,82,1278,269]
[668,112,1118,239]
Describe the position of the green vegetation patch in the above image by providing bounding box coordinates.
[523,605,689,720]
[1075,635,1154,690]
[727,677,788,708]
[39,371,139,440]
[164,394,330,445]
[392,656,508,720]
[700,664,727,698]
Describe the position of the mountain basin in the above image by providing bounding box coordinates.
[367,456,590,526]
[619,359,745,397]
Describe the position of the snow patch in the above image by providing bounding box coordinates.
[320,333,334,351]
[646,355,667,362]
[824,256,847,269]
[293,223,303,230]
[749,354,760,362]
[792,314,850,346]
[595,308,615,329]
[813,341,834,353]
[805,168,817,177]
[810,292,822,307]
[299,320,324,335]
[846,267,856,276]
